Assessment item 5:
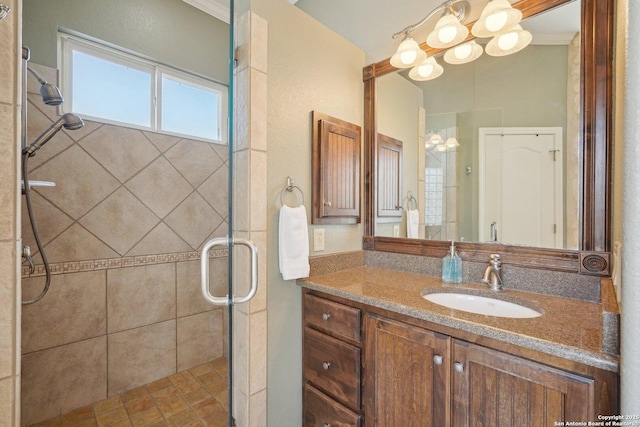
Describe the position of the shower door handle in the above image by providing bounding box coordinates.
[200,237,258,305]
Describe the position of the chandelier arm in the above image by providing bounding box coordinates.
[392,0,453,39]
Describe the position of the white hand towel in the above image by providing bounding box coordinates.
[279,205,310,280]
[407,209,419,238]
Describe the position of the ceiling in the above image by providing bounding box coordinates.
[294,0,580,63]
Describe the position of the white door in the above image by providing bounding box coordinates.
[479,127,564,248]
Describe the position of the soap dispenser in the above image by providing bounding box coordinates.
[442,240,462,283]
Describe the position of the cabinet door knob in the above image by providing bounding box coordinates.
[322,312,331,321]
[323,424,331,427]
[322,362,331,370]
[454,362,464,373]
[433,355,443,365]
[324,201,332,207]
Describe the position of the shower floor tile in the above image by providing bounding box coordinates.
[30,358,229,427]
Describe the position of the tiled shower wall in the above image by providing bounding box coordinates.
[20,64,230,425]
[0,0,21,425]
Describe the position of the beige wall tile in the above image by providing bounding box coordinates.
[233,150,249,232]
[125,157,193,218]
[177,310,224,372]
[126,223,192,256]
[249,388,267,427]
[108,320,176,396]
[0,2,16,105]
[0,240,15,379]
[250,70,267,152]
[142,131,180,153]
[249,310,266,395]
[21,337,107,426]
[176,258,226,318]
[21,191,74,256]
[164,192,222,250]
[232,310,249,400]
[32,144,120,220]
[22,270,106,354]
[0,377,14,427]
[164,139,224,187]
[107,264,176,333]
[45,223,119,262]
[0,104,17,241]
[234,68,250,152]
[79,125,159,183]
[196,165,229,221]
[79,187,160,255]
[249,150,267,231]
[249,13,268,75]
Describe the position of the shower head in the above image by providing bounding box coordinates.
[22,113,84,157]
[27,66,63,106]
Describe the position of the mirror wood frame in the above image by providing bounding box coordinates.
[362,0,614,275]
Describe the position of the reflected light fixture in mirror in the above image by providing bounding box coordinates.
[485,24,533,56]
[444,40,483,64]
[409,56,444,81]
[472,0,523,37]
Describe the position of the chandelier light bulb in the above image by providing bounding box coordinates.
[485,10,508,33]
[390,36,427,68]
[498,31,519,51]
[455,44,472,60]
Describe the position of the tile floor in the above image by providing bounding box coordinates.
[31,358,229,427]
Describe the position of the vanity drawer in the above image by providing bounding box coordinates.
[304,327,361,410]
[304,384,361,427]
[304,293,361,342]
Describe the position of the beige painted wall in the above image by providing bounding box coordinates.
[22,0,228,83]
[248,0,365,425]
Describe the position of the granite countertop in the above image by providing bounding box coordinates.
[299,266,619,372]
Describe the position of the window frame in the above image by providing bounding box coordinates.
[58,33,228,145]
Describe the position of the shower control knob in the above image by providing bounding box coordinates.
[322,313,330,321]
[322,362,331,370]
[433,355,443,365]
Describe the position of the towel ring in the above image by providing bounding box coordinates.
[280,176,305,207]
[407,191,418,210]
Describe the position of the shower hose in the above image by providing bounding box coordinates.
[21,152,51,305]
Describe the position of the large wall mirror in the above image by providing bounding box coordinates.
[363,0,613,275]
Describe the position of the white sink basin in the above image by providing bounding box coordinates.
[422,292,542,318]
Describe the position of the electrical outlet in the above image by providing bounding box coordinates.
[393,224,400,237]
[313,228,325,251]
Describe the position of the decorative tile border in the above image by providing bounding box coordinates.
[21,249,228,278]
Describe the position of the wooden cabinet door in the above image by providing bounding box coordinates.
[363,314,450,427]
[451,340,595,427]
[377,134,403,219]
[312,111,361,224]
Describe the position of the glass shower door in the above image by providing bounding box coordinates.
[200,1,259,426]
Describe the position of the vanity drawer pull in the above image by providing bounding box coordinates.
[454,362,464,373]
[322,362,331,370]
[304,294,361,342]
[433,355,443,365]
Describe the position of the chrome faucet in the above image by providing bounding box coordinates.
[481,254,503,291]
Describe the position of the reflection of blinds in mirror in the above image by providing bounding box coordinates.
[377,134,403,218]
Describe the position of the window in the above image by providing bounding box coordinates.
[59,34,228,144]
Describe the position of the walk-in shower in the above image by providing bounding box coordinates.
[21,46,84,305]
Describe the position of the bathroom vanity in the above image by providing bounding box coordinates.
[300,267,619,427]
